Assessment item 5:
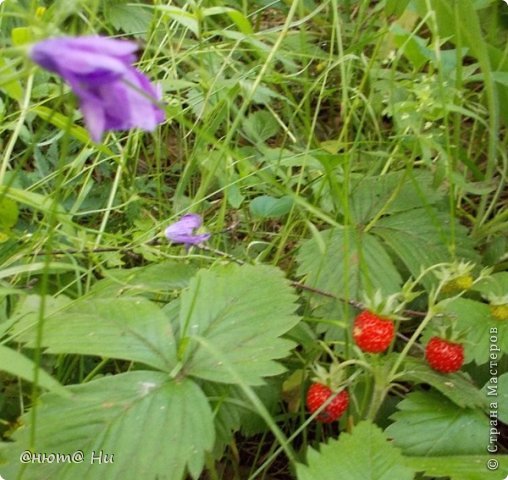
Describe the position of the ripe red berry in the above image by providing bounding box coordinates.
[306,383,349,423]
[353,310,395,353]
[425,336,464,373]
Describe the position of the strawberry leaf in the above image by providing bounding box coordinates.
[89,261,198,297]
[399,357,486,409]
[349,170,442,223]
[12,296,178,372]
[385,390,488,455]
[296,421,415,480]
[1,372,215,480]
[179,264,300,385]
[296,226,402,299]
[373,207,479,289]
[404,455,508,480]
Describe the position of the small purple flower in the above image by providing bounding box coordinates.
[30,36,165,142]
[165,214,211,246]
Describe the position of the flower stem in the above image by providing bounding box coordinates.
[366,378,388,421]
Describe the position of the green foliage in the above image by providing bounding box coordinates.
[104,1,153,38]
[12,296,178,371]
[386,391,488,455]
[374,208,478,280]
[89,261,198,298]
[399,358,486,409]
[474,271,508,298]
[249,195,293,219]
[297,226,402,299]
[441,298,508,365]
[0,345,68,397]
[179,264,299,385]
[349,171,443,224]
[297,169,479,308]
[0,57,23,101]
[242,111,280,144]
[2,264,299,478]
[1,372,215,480]
[404,455,508,480]
[296,421,415,480]
[0,196,18,241]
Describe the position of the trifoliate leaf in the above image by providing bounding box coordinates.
[386,390,488,455]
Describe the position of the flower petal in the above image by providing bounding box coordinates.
[165,214,210,245]
[80,98,106,143]
[30,35,165,141]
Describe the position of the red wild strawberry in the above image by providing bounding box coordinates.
[306,383,349,423]
[353,310,395,353]
[425,336,464,373]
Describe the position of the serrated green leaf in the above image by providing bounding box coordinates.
[0,345,68,397]
[405,455,508,480]
[180,264,299,385]
[440,298,508,365]
[297,226,402,299]
[386,390,488,455]
[202,383,244,457]
[296,421,414,480]
[90,262,198,297]
[249,195,293,219]
[350,170,442,224]
[12,297,177,372]
[399,357,486,408]
[373,207,479,289]
[1,372,214,480]
[243,110,280,143]
[107,3,153,37]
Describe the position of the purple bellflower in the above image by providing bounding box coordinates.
[165,214,211,247]
[30,36,165,142]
